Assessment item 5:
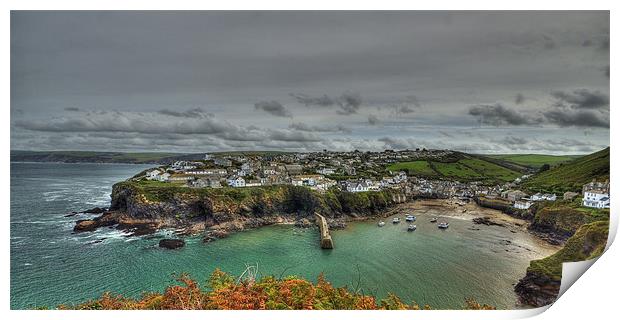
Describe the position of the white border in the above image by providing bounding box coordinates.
[2,1,616,319]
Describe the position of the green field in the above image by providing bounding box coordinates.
[386,160,437,176]
[521,147,609,193]
[385,155,524,183]
[459,158,522,181]
[431,161,483,180]
[487,154,580,168]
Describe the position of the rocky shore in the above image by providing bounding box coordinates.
[72,182,408,242]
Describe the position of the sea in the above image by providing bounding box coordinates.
[10,162,555,309]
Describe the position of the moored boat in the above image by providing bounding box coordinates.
[430,217,438,223]
[407,224,417,231]
[438,222,449,229]
[405,214,416,222]
[378,221,386,227]
[392,217,401,223]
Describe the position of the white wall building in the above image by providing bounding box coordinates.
[227,176,246,188]
[514,200,533,210]
[583,191,610,209]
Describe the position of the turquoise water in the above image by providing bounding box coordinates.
[10,162,552,309]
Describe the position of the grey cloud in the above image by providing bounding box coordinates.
[543,35,555,50]
[336,92,362,115]
[288,122,351,133]
[468,104,536,126]
[515,93,525,105]
[289,93,335,107]
[292,91,363,115]
[368,115,381,125]
[493,136,528,145]
[542,109,609,128]
[64,107,80,112]
[254,100,292,118]
[582,39,593,47]
[551,89,609,109]
[158,108,213,118]
[604,65,610,78]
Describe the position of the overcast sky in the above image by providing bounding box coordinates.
[11,11,609,154]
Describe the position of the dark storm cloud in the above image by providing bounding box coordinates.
[551,89,609,109]
[289,93,335,107]
[468,104,536,126]
[542,109,609,128]
[254,100,292,118]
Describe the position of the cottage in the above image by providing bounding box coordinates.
[501,190,528,202]
[214,158,233,167]
[189,178,221,188]
[226,176,246,188]
[145,169,162,180]
[284,164,303,175]
[316,168,336,175]
[156,172,171,182]
[244,180,262,187]
[514,200,533,210]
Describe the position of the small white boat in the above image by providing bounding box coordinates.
[378,221,386,227]
[392,217,401,223]
[407,224,417,231]
[438,222,450,229]
[430,218,438,223]
[405,215,416,222]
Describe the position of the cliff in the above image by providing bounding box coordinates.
[514,220,609,307]
[76,180,405,240]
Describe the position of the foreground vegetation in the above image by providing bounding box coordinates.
[56,270,495,310]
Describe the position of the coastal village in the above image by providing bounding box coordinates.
[139,149,610,211]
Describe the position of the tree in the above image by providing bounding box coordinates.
[539,164,551,172]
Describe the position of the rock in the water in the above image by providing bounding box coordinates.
[82,207,106,214]
[472,216,505,227]
[294,218,312,228]
[159,239,185,249]
[73,220,98,232]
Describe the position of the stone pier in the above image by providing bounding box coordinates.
[314,213,333,249]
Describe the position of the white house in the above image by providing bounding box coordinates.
[583,191,610,208]
[531,193,557,201]
[582,180,610,209]
[227,176,246,188]
[514,200,533,210]
[244,180,262,187]
[316,168,336,175]
[156,172,171,182]
[145,169,161,180]
[346,181,369,192]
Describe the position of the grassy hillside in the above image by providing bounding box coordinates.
[527,220,609,280]
[521,147,609,193]
[487,154,580,169]
[386,155,523,183]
